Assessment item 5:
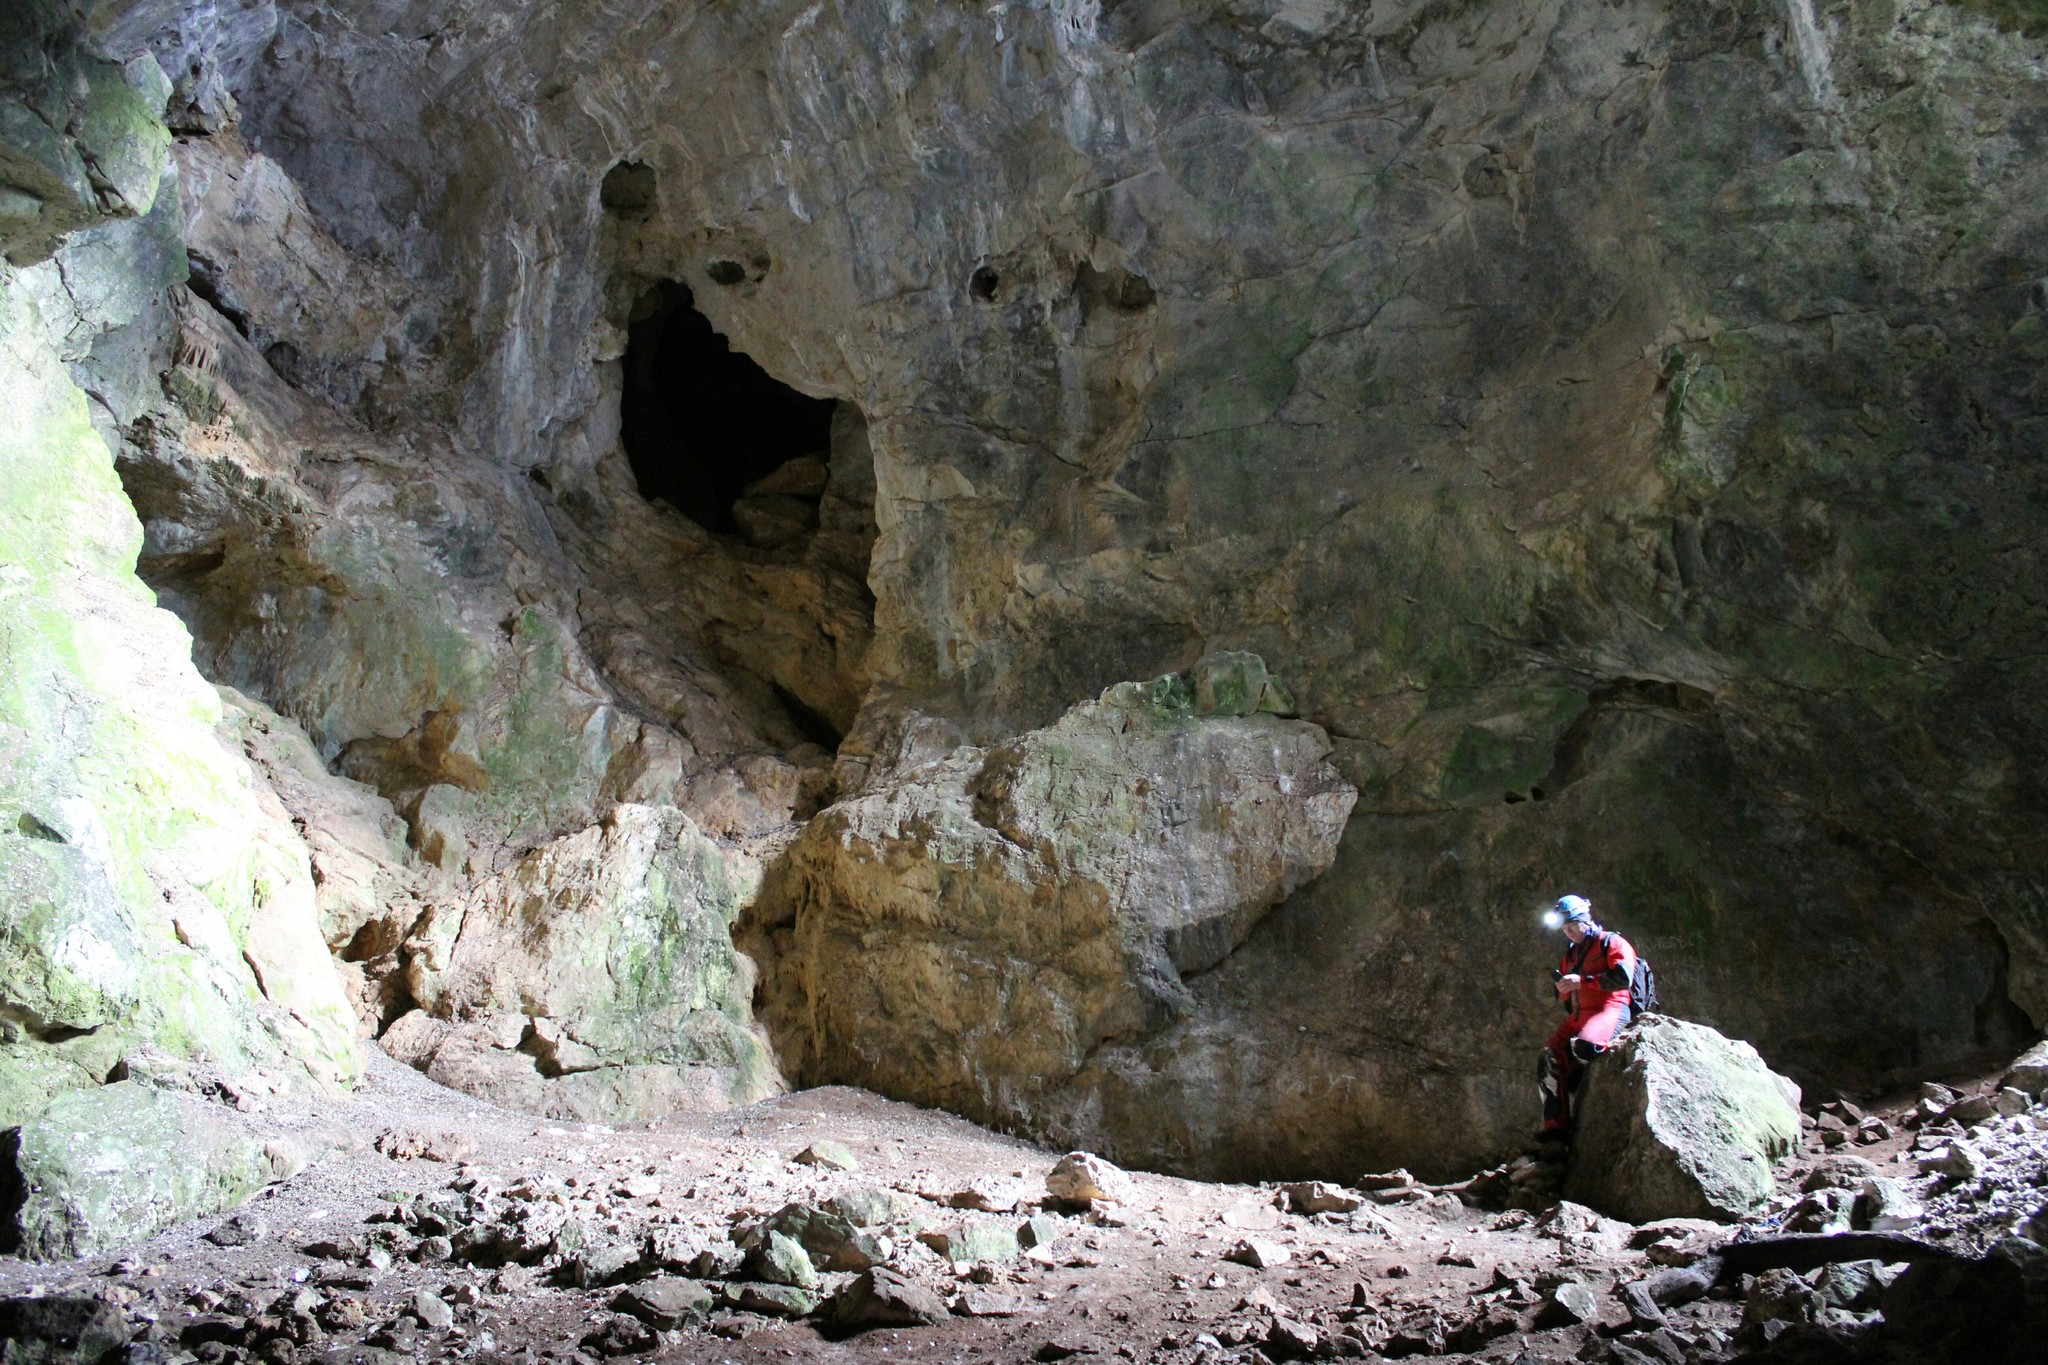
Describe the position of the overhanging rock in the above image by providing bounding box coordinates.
[1564,1014,1802,1223]
[748,653,1357,1136]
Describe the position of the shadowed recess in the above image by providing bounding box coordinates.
[619,280,836,534]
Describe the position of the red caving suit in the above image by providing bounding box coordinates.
[1540,930,1637,1132]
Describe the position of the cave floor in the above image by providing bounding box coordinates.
[0,1050,2014,1364]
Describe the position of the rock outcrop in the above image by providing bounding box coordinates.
[1,218,358,1100]
[1,1081,282,1260]
[1564,1015,1803,1222]
[746,655,1354,1149]
[390,804,780,1121]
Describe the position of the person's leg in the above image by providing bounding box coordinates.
[1558,1000,1633,1121]
[1540,1020,1575,1131]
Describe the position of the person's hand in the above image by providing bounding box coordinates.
[1556,974,1581,997]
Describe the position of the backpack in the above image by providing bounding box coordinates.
[1629,954,1660,1019]
[1580,930,1661,1020]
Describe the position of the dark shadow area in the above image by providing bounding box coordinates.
[619,281,836,534]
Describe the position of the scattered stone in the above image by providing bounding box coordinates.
[1278,1182,1362,1215]
[822,1268,946,1331]
[793,1141,859,1172]
[571,1242,643,1289]
[1641,1259,1716,1309]
[409,1291,452,1332]
[1539,1281,1599,1326]
[745,1231,819,1289]
[951,1290,1024,1318]
[2003,1043,2048,1099]
[1033,1335,1109,1362]
[1017,1213,1059,1251]
[579,1315,656,1356]
[1741,1267,1822,1332]
[1800,1155,1880,1193]
[373,1129,475,1163]
[918,1223,1019,1264]
[612,1278,713,1329]
[1995,1087,2032,1118]
[1854,1177,1924,1232]
[725,1283,818,1318]
[204,1213,267,1248]
[1264,1315,1320,1359]
[824,1187,912,1228]
[1619,1280,1667,1329]
[942,1177,1027,1212]
[1918,1143,1983,1180]
[1044,1153,1134,1208]
[1224,1238,1290,1269]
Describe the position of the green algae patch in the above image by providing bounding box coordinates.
[1,272,359,1092]
[1,1081,274,1260]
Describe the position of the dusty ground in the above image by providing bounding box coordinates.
[0,1048,2036,1365]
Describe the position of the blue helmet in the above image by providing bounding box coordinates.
[1545,894,1593,929]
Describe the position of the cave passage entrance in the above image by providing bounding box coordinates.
[619,280,837,534]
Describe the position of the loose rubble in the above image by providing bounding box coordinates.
[2,1043,2047,1365]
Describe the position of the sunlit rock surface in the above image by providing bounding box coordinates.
[744,655,1355,1155]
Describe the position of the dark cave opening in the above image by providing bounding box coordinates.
[619,280,836,534]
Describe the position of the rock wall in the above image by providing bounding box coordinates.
[4,0,2046,1185]
[0,65,357,1147]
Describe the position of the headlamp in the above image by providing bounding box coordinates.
[1542,909,1564,930]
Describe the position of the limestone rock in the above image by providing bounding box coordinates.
[749,670,1353,1140]
[1563,1016,1802,1223]
[1045,1153,1137,1210]
[0,254,358,1114]
[1224,1239,1291,1270]
[2004,1043,2048,1100]
[397,804,779,1121]
[612,1278,712,1329]
[0,1082,278,1260]
[825,1268,948,1331]
[745,1231,819,1289]
[917,1223,1018,1265]
[0,1295,130,1365]
[793,1140,859,1172]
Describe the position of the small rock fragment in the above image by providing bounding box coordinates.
[745,1231,818,1289]
[1044,1152,1134,1208]
[1278,1181,1362,1215]
[1224,1238,1291,1269]
[410,1291,453,1332]
[825,1268,947,1330]
[612,1278,713,1329]
[793,1140,859,1172]
[204,1213,267,1248]
[1854,1177,1924,1232]
[1539,1281,1599,1326]
[580,1315,657,1356]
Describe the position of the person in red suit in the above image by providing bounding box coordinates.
[1538,894,1637,1138]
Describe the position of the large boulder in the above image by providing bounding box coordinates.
[747,654,1356,1138]
[1563,1015,1801,1223]
[391,804,780,1120]
[0,1082,282,1260]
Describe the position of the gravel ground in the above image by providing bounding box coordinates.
[2,1048,2043,1364]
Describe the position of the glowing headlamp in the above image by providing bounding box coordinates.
[1542,909,1564,930]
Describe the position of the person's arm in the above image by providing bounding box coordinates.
[1595,938,1634,991]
